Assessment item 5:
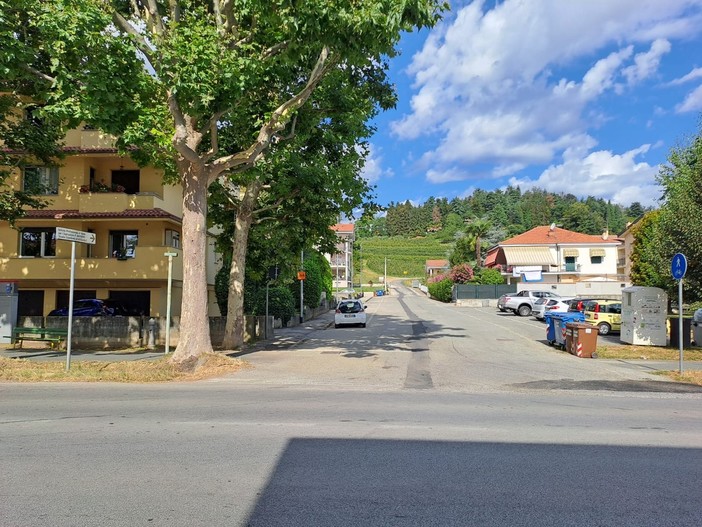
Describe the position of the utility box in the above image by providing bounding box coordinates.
[0,281,19,344]
[620,286,667,346]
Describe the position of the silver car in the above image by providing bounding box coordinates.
[533,297,573,320]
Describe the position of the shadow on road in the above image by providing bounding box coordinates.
[246,438,702,527]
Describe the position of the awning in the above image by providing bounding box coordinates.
[483,251,498,267]
[589,248,606,257]
[563,249,579,257]
[502,246,556,266]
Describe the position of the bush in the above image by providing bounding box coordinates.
[449,263,474,284]
[474,267,504,285]
[258,286,296,326]
[427,278,453,302]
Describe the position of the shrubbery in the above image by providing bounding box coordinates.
[427,277,453,302]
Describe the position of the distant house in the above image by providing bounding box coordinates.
[425,259,450,277]
[617,216,643,283]
[484,226,623,285]
[327,223,355,289]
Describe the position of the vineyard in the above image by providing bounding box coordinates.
[356,236,451,281]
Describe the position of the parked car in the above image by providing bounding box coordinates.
[499,290,561,317]
[533,297,573,320]
[583,299,622,335]
[48,299,124,316]
[334,299,367,328]
[567,297,609,313]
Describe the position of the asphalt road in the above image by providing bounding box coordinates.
[2,285,702,526]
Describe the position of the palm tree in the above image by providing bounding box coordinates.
[465,218,492,267]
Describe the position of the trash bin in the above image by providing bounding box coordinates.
[545,313,556,345]
[565,322,599,358]
[693,309,702,347]
[668,316,692,348]
[550,312,585,350]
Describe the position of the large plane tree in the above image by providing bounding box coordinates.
[2,0,447,363]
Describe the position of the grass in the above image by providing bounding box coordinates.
[596,344,702,386]
[0,353,249,383]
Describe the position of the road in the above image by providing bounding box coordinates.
[2,284,702,526]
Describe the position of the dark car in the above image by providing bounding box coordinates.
[48,299,124,316]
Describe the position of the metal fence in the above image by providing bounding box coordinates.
[453,284,517,300]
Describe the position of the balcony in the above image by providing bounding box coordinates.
[63,129,117,150]
[0,246,182,282]
[78,191,174,214]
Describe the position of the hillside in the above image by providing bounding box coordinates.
[356,236,451,282]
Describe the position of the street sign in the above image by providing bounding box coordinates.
[56,227,96,245]
[671,253,687,280]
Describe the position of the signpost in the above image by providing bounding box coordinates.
[671,253,687,373]
[163,252,178,354]
[55,228,96,371]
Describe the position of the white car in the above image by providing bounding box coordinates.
[533,297,573,320]
[334,299,367,328]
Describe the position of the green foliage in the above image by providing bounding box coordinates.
[299,251,332,308]
[657,130,702,301]
[256,286,296,326]
[449,235,474,267]
[474,267,504,285]
[629,211,671,291]
[427,278,453,303]
[360,235,450,278]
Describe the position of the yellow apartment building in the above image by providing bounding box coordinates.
[0,126,221,318]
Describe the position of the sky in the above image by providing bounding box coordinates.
[363,0,702,209]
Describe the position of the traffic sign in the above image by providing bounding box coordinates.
[56,227,96,245]
[671,253,687,280]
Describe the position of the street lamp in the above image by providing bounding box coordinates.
[164,252,178,354]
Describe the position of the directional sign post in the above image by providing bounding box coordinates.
[56,228,96,371]
[671,253,687,374]
[164,252,178,354]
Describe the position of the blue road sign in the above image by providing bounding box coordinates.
[671,253,687,280]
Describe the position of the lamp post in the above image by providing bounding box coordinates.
[164,252,178,354]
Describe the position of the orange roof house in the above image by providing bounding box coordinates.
[484,226,622,284]
[425,259,450,277]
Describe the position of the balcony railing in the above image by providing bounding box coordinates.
[1,246,182,281]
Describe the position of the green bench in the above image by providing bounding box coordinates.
[5,327,69,349]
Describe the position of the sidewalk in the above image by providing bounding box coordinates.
[235,309,336,356]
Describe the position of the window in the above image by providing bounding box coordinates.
[165,229,180,249]
[110,230,138,258]
[23,166,59,195]
[590,256,603,264]
[111,169,140,194]
[564,256,577,272]
[20,228,56,257]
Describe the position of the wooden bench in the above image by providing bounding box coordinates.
[5,327,69,349]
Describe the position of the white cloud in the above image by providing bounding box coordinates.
[426,167,470,183]
[676,84,702,113]
[509,144,662,206]
[360,144,394,184]
[389,0,702,202]
[669,67,702,85]
[622,39,672,86]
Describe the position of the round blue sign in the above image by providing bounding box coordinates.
[671,253,687,280]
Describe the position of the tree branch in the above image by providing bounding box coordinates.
[262,41,290,60]
[167,93,202,165]
[111,11,156,67]
[207,47,333,184]
[144,0,165,36]
[22,65,55,84]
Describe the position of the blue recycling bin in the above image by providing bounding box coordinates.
[549,312,585,349]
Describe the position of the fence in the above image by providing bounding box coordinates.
[453,284,517,301]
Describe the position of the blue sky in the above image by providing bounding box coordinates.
[362,0,702,209]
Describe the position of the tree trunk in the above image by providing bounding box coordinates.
[221,181,262,350]
[170,160,214,362]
